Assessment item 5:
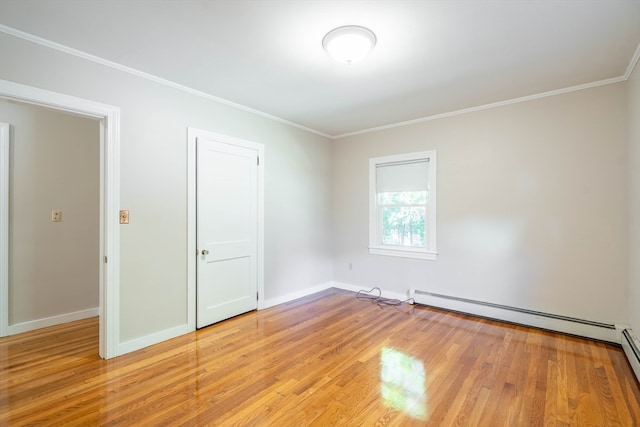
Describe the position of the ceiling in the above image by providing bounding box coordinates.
[1,0,639,138]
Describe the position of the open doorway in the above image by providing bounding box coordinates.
[0,80,120,359]
[1,99,100,339]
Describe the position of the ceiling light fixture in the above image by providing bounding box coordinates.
[322,25,377,64]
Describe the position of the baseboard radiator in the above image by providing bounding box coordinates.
[622,329,640,382]
[409,289,619,344]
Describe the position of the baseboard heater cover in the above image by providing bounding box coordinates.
[622,329,640,382]
[410,289,618,343]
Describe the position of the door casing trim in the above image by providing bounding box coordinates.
[0,122,8,339]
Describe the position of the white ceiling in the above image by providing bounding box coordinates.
[1,0,639,138]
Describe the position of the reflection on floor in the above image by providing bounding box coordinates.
[380,346,427,420]
[2,288,639,425]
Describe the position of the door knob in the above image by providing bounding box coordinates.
[201,249,209,255]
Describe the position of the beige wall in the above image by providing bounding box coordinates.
[332,83,629,324]
[0,100,99,324]
[628,61,640,333]
[1,29,635,348]
[0,32,333,344]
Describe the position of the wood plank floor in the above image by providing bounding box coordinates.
[1,288,639,426]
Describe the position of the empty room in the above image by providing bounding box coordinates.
[1,0,639,425]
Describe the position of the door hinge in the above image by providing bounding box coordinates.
[104,256,108,263]
[257,292,259,300]
[257,156,260,166]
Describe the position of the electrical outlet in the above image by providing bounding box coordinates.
[119,210,129,224]
[51,210,62,222]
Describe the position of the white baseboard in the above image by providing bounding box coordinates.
[261,281,413,310]
[118,281,336,356]
[117,323,193,356]
[112,281,640,383]
[622,328,640,382]
[7,307,99,335]
[262,282,334,309]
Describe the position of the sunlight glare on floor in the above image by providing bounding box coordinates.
[380,346,427,421]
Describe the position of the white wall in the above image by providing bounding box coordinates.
[0,33,333,344]
[0,100,99,324]
[332,83,629,324]
[629,61,640,333]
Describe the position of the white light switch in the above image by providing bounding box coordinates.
[51,210,62,222]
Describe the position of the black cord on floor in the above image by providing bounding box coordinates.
[356,286,415,308]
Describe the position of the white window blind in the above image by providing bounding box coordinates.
[375,159,430,193]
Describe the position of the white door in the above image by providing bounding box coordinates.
[196,137,258,328]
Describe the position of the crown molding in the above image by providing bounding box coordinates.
[625,42,640,80]
[335,40,640,139]
[0,25,332,139]
[1,24,637,141]
[333,75,627,139]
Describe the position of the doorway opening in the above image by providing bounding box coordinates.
[1,101,99,339]
[0,79,120,359]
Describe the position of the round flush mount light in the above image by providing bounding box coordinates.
[322,25,377,64]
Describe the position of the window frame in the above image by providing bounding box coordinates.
[369,150,437,260]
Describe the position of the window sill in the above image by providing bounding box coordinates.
[369,246,438,261]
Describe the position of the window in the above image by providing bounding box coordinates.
[369,150,437,260]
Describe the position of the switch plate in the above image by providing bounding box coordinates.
[51,210,62,222]
[119,210,129,224]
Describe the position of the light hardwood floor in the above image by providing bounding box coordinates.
[1,288,639,426]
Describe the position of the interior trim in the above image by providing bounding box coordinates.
[1,24,637,141]
[0,79,121,359]
[333,76,626,139]
[0,123,8,338]
[624,42,640,79]
[0,24,331,140]
[7,307,99,335]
